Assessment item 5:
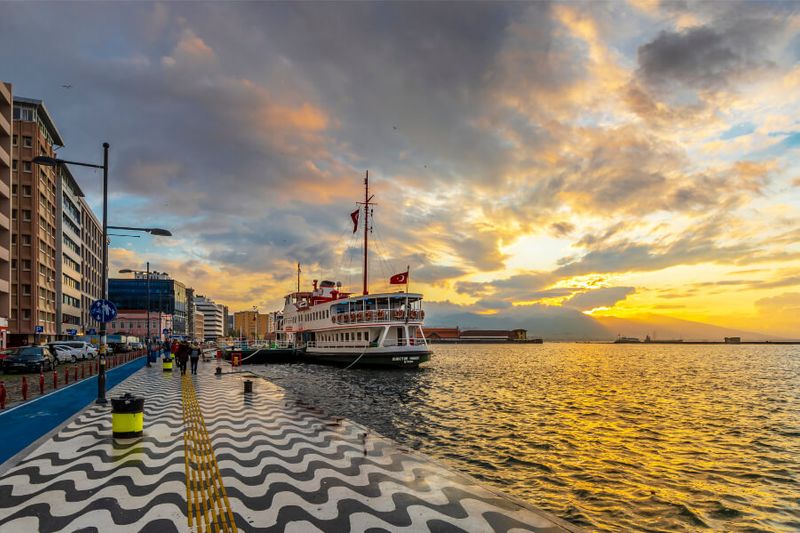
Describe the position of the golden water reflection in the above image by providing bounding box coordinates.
[257,344,800,531]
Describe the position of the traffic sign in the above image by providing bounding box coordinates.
[90,299,118,323]
[87,328,97,335]
[66,328,78,335]
[34,325,44,333]
[162,328,171,334]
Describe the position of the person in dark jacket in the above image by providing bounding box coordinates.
[176,342,190,375]
[189,344,201,374]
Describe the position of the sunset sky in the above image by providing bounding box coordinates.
[2,1,799,337]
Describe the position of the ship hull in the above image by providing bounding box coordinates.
[302,349,431,368]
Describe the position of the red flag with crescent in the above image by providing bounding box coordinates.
[390,271,408,284]
[350,209,360,233]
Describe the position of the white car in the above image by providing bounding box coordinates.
[50,341,95,360]
[48,344,81,364]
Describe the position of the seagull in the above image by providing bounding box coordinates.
[61,84,72,89]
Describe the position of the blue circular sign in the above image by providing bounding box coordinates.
[90,299,118,323]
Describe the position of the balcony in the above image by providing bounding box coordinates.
[0,279,8,294]
[0,179,8,199]
[0,212,8,231]
[0,142,9,169]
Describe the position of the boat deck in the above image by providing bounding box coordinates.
[0,359,579,532]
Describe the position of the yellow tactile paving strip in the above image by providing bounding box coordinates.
[182,375,237,532]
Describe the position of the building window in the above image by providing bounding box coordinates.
[22,185,31,197]
[22,210,31,222]
[23,161,31,173]
[22,284,31,296]
[21,235,31,246]
[14,107,35,121]
[22,136,32,148]
[11,209,16,220]
[22,309,31,320]
[12,135,17,146]
[22,259,31,271]
[11,160,17,171]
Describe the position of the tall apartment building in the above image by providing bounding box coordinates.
[222,305,229,337]
[10,97,62,345]
[195,295,223,340]
[79,196,102,335]
[193,311,204,341]
[0,82,12,348]
[233,310,270,340]
[186,287,195,340]
[55,165,84,336]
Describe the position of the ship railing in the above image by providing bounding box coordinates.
[382,338,429,347]
[305,338,428,349]
[329,309,426,324]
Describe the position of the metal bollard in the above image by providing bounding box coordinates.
[39,372,44,395]
[53,370,57,389]
[0,381,5,409]
[22,376,28,401]
[244,380,253,393]
[111,393,145,439]
[64,367,69,385]
[81,364,85,379]
[74,366,78,381]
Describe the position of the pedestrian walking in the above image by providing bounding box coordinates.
[176,342,190,375]
[190,344,201,374]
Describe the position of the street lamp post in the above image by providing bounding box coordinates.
[33,146,172,404]
[119,263,152,367]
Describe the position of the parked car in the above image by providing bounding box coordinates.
[48,344,79,364]
[0,348,19,369]
[3,346,57,373]
[109,342,132,353]
[50,341,95,360]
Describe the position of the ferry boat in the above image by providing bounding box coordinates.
[279,171,431,367]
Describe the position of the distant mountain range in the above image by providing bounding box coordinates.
[424,303,785,341]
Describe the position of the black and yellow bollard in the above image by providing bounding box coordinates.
[111,393,144,439]
[163,356,173,372]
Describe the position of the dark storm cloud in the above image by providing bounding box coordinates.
[636,12,786,92]
[562,286,636,311]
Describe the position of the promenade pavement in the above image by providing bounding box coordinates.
[0,358,579,532]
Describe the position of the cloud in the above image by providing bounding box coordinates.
[562,286,636,311]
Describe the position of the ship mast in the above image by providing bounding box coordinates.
[359,170,374,295]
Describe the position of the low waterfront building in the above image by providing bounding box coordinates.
[423,327,533,343]
[424,327,460,340]
[109,309,172,341]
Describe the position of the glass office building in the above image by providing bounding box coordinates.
[108,278,187,336]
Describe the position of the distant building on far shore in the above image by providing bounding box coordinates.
[423,327,539,343]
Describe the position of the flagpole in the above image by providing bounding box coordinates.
[405,265,410,325]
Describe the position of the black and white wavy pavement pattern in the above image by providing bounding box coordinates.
[0,368,188,532]
[0,361,576,532]
[197,373,575,532]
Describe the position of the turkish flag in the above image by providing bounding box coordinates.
[350,209,360,233]
[390,271,408,284]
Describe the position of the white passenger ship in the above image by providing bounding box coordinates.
[279,172,431,367]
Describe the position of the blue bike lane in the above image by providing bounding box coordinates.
[0,356,147,466]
